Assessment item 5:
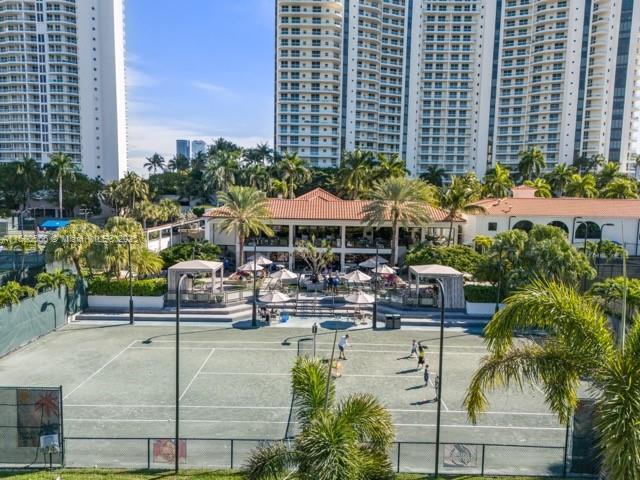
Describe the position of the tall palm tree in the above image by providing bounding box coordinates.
[565,173,598,198]
[44,220,100,277]
[15,157,42,210]
[518,147,546,181]
[439,177,485,246]
[120,171,149,214]
[363,177,435,266]
[523,177,552,198]
[374,153,407,180]
[483,163,514,198]
[204,151,240,195]
[245,356,395,480]
[243,164,270,191]
[255,142,273,165]
[596,161,622,189]
[144,153,165,174]
[465,280,640,480]
[420,165,447,187]
[216,186,274,268]
[47,152,78,218]
[337,149,375,199]
[600,177,638,199]
[546,163,575,197]
[277,152,311,199]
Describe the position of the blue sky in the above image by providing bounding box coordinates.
[125,0,274,173]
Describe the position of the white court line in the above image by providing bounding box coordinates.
[129,346,483,355]
[179,348,216,401]
[64,340,137,400]
[63,404,557,416]
[428,377,449,412]
[532,383,545,395]
[198,372,428,379]
[149,340,487,349]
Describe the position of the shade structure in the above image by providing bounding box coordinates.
[270,268,298,281]
[372,265,396,275]
[359,256,389,269]
[247,254,273,266]
[167,259,225,293]
[344,270,372,283]
[238,260,264,272]
[344,291,375,304]
[408,264,465,309]
[259,291,292,303]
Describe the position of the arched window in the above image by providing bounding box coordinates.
[513,220,534,232]
[548,221,569,235]
[575,221,601,240]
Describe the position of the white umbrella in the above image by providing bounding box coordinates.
[344,270,372,283]
[270,268,298,281]
[372,265,396,275]
[238,261,264,272]
[344,291,375,304]
[247,254,273,266]
[359,256,389,269]
[259,291,292,303]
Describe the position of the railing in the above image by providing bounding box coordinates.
[165,288,254,306]
[57,436,585,477]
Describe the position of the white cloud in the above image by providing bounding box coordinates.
[191,81,237,99]
[126,66,158,89]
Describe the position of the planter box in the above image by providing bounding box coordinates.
[466,301,504,316]
[88,295,164,310]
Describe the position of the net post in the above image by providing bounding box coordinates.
[147,438,151,470]
[59,385,65,468]
[563,420,570,477]
[230,439,234,470]
[481,443,486,476]
[396,442,401,473]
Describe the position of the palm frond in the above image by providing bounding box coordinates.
[336,393,394,451]
[291,357,333,425]
[244,441,297,480]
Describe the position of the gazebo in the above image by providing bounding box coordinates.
[408,265,465,309]
[167,260,225,294]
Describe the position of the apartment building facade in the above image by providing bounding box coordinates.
[275,0,640,178]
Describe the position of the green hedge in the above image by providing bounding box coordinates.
[88,278,167,297]
[464,284,499,303]
[405,244,483,275]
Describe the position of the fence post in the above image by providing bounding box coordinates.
[563,421,571,477]
[147,438,151,470]
[481,444,485,476]
[230,439,234,470]
[396,442,401,473]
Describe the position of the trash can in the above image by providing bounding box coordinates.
[392,314,401,330]
[385,314,394,330]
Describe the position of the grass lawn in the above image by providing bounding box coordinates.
[0,470,559,480]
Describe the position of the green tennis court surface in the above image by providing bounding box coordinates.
[0,323,567,475]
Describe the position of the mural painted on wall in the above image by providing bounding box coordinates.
[16,389,60,448]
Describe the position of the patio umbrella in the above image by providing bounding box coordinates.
[247,254,273,266]
[359,255,389,269]
[372,265,396,275]
[344,270,371,283]
[344,291,375,304]
[259,291,292,303]
[238,261,264,272]
[270,268,298,281]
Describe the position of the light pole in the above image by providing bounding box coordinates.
[252,239,258,328]
[571,216,583,245]
[373,241,380,331]
[312,322,318,358]
[433,278,446,478]
[175,273,192,473]
[597,223,615,277]
[128,240,133,325]
[495,247,503,314]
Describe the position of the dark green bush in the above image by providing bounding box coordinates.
[192,205,214,217]
[464,285,499,303]
[405,244,483,275]
[88,277,167,296]
[160,241,221,269]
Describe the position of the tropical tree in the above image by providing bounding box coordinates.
[546,163,576,197]
[363,177,435,266]
[0,236,38,279]
[439,176,485,246]
[46,152,78,218]
[518,147,546,181]
[132,248,164,277]
[166,154,190,172]
[294,237,336,277]
[524,178,552,198]
[483,163,514,198]
[243,164,270,191]
[36,270,75,293]
[44,220,100,277]
[94,216,146,279]
[596,162,622,189]
[337,149,375,199]
[204,150,241,195]
[600,177,638,199]
[278,152,311,199]
[565,173,598,198]
[15,157,42,210]
[119,171,149,214]
[216,186,274,268]
[465,280,640,480]
[374,153,407,181]
[420,165,447,187]
[473,235,493,254]
[245,356,395,480]
[144,153,165,174]
[0,281,36,308]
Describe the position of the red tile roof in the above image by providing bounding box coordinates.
[472,197,640,218]
[205,188,457,222]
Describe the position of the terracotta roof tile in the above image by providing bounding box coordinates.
[472,197,640,218]
[205,188,456,222]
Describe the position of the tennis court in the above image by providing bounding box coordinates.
[0,322,568,475]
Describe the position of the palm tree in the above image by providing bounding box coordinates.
[600,177,639,199]
[132,248,163,277]
[278,152,311,199]
[374,153,407,180]
[518,147,546,181]
[565,173,598,198]
[337,149,375,199]
[465,280,640,480]
[363,177,435,266]
[36,270,75,294]
[47,152,78,218]
[439,177,485,246]
[120,171,149,214]
[0,281,36,308]
[15,157,42,210]
[0,236,37,280]
[546,163,575,197]
[524,178,552,198]
[44,220,100,277]
[420,165,447,187]
[144,153,165,174]
[245,356,395,480]
[243,164,270,191]
[483,163,514,198]
[216,186,274,268]
[204,151,240,195]
[596,161,622,189]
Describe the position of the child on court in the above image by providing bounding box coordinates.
[423,364,430,387]
[338,334,350,360]
[417,345,425,370]
[409,340,418,358]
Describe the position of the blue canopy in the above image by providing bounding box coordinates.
[39,219,70,231]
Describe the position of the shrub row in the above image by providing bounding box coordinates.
[88,277,167,297]
[464,284,499,303]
